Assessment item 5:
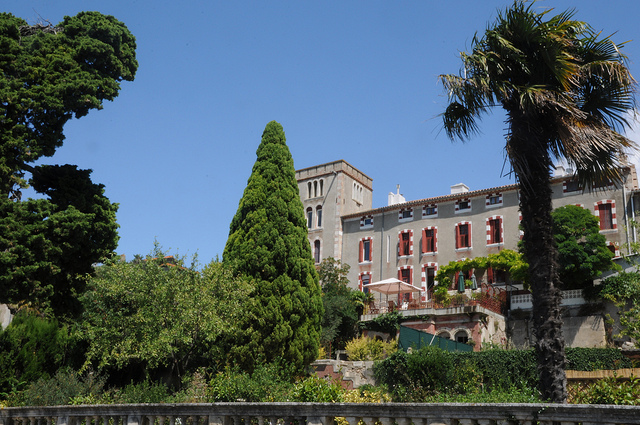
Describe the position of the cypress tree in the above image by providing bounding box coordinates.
[223,121,323,372]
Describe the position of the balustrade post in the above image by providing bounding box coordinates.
[127,415,141,425]
[57,416,69,425]
[306,416,332,425]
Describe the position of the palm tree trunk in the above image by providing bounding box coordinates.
[510,125,568,403]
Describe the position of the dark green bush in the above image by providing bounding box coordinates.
[0,312,79,395]
[206,362,294,402]
[110,379,172,403]
[11,368,105,406]
[451,348,538,391]
[374,347,632,401]
[566,347,632,370]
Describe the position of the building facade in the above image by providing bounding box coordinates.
[297,160,640,349]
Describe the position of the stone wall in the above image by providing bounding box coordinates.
[310,360,376,389]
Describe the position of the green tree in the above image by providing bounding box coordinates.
[0,12,137,195]
[317,258,360,353]
[552,205,615,289]
[79,252,251,384]
[223,121,323,372]
[0,12,137,317]
[440,1,635,402]
[0,166,119,318]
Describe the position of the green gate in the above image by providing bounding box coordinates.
[398,325,473,352]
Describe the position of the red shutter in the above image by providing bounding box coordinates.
[487,267,494,284]
[455,225,460,249]
[359,240,364,262]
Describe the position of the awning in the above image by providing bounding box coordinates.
[364,278,423,295]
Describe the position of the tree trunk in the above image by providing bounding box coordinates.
[510,124,567,403]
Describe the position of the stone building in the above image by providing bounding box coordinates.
[297,159,640,349]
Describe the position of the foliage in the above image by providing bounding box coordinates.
[291,375,345,402]
[587,272,640,347]
[572,376,640,405]
[565,347,632,371]
[8,368,105,407]
[440,0,636,402]
[433,285,452,306]
[1,11,137,318]
[0,11,137,194]
[0,166,119,318]
[552,205,616,289]
[206,363,295,402]
[318,258,361,352]
[374,346,632,402]
[434,249,527,285]
[223,121,323,372]
[373,347,481,401]
[345,336,397,361]
[361,311,402,338]
[79,249,252,383]
[0,312,80,395]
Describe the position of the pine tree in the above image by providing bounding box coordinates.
[223,121,323,372]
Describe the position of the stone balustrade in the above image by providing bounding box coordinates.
[2,403,640,425]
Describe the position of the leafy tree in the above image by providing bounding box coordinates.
[0,12,137,195]
[552,205,615,289]
[0,166,118,317]
[223,121,323,372]
[440,1,635,402]
[317,258,360,353]
[79,252,251,385]
[0,12,137,317]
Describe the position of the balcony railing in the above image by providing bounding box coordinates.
[1,402,640,425]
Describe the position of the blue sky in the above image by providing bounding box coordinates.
[5,1,640,265]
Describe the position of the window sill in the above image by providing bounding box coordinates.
[600,228,618,234]
[421,252,437,256]
[486,242,504,247]
[455,209,472,214]
[455,247,472,252]
[486,203,502,209]
[358,261,373,265]
[398,217,414,223]
[360,224,373,230]
[398,255,413,259]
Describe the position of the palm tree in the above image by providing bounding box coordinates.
[440,1,636,402]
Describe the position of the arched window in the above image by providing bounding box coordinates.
[306,207,313,229]
[319,179,324,196]
[314,181,318,198]
[314,240,321,264]
[316,205,322,228]
[455,330,469,344]
[307,182,312,199]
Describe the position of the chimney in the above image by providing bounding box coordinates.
[450,183,470,194]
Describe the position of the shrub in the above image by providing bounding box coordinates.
[11,368,105,406]
[345,336,397,361]
[374,347,632,401]
[0,312,79,395]
[566,347,632,371]
[572,376,640,405]
[290,375,345,402]
[206,362,294,402]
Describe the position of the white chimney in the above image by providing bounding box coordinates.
[450,183,470,194]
